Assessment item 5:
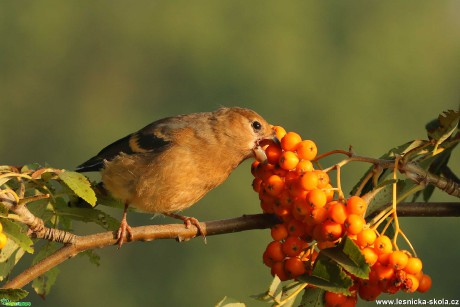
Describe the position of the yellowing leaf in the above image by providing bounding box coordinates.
[58,171,96,206]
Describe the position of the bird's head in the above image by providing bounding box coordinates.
[216,107,279,163]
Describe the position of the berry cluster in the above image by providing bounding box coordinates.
[251,126,431,305]
[0,222,7,249]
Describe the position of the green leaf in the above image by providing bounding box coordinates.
[251,276,281,303]
[0,240,25,281]
[31,242,60,298]
[298,255,352,295]
[279,282,305,307]
[299,287,325,307]
[350,140,427,196]
[215,296,246,307]
[58,171,96,206]
[54,199,120,231]
[1,219,33,254]
[320,236,370,279]
[20,163,42,173]
[363,181,394,218]
[427,110,460,145]
[0,289,29,302]
[79,250,101,266]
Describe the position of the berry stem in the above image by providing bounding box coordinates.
[398,228,417,258]
[313,149,352,161]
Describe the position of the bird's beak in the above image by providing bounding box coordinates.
[253,134,280,163]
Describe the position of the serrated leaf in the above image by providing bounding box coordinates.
[279,282,305,307]
[215,296,246,307]
[79,250,101,266]
[32,267,59,298]
[31,242,60,298]
[299,287,325,307]
[251,275,283,304]
[0,289,29,302]
[1,219,33,253]
[54,199,119,231]
[350,140,426,196]
[363,184,393,219]
[0,176,13,187]
[298,256,352,295]
[320,236,370,279]
[58,171,96,206]
[20,163,42,173]
[428,110,460,144]
[0,240,25,281]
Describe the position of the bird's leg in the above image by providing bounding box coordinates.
[165,213,207,243]
[116,203,133,248]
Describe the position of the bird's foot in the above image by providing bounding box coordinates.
[116,215,133,249]
[166,213,207,243]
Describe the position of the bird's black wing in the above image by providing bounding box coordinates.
[76,120,172,172]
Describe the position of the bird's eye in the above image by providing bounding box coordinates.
[251,121,262,131]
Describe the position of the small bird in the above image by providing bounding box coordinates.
[76,107,277,247]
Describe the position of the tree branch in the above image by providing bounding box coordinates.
[1,202,460,290]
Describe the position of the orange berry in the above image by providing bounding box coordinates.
[284,257,306,278]
[272,125,287,141]
[314,170,330,189]
[356,229,377,248]
[375,263,395,281]
[271,224,289,241]
[344,214,365,235]
[282,236,304,257]
[262,250,275,267]
[417,274,432,293]
[271,261,289,281]
[274,206,292,222]
[404,257,423,275]
[251,161,260,177]
[254,163,275,180]
[317,240,337,250]
[328,202,347,224]
[279,151,299,170]
[308,207,328,225]
[299,171,319,191]
[281,132,302,151]
[346,196,367,216]
[389,251,409,270]
[293,198,310,216]
[307,189,327,209]
[358,282,382,301]
[296,140,317,161]
[260,199,275,214]
[404,274,419,293]
[324,184,335,202]
[252,178,262,193]
[296,159,314,173]
[265,241,285,262]
[265,144,283,165]
[0,233,6,249]
[341,297,358,307]
[361,247,378,266]
[286,219,306,237]
[374,235,393,255]
[265,175,285,196]
[320,221,343,242]
[278,190,295,208]
[324,291,347,306]
[378,253,391,266]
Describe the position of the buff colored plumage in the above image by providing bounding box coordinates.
[77,107,277,246]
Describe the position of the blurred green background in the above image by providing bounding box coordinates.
[1,1,460,306]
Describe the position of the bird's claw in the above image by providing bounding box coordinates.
[116,218,133,249]
[166,213,207,243]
